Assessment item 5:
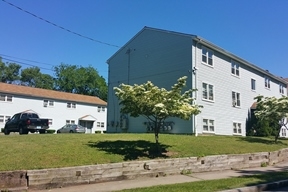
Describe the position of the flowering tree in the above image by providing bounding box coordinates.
[254,95,288,142]
[114,76,202,145]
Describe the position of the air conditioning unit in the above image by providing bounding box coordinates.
[232,100,237,107]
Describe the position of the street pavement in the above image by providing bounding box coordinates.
[28,161,288,192]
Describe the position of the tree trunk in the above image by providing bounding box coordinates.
[154,120,161,154]
[275,126,282,143]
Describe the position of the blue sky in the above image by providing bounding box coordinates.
[1,0,288,81]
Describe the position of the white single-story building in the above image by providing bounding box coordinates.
[0,82,107,133]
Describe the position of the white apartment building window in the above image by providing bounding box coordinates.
[67,102,76,109]
[43,100,54,107]
[202,46,213,66]
[203,119,215,132]
[48,119,53,126]
[97,122,100,127]
[5,116,11,123]
[233,122,242,134]
[232,91,241,107]
[251,79,256,91]
[66,120,75,124]
[101,122,105,128]
[0,115,11,124]
[202,83,214,101]
[0,94,13,102]
[98,106,106,112]
[265,77,270,89]
[280,84,284,94]
[282,129,286,137]
[231,61,240,76]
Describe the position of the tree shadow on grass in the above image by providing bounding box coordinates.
[86,140,171,161]
[237,136,288,146]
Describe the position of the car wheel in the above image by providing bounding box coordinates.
[69,130,73,133]
[19,126,28,135]
[4,127,10,135]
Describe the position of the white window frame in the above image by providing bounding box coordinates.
[233,122,242,135]
[0,115,4,123]
[202,118,215,133]
[0,94,13,102]
[43,100,54,107]
[202,82,214,102]
[97,122,101,127]
[66,120,75,124]
[48,119,53,126]
[67,102,76,109]
[265,77,270,89]
[282,128,286,137]
[232,91,241,107]
[98,106,106,112]
[231,60,240,77]
[251,78,256,91]
[5,116,11,123]
[101,122,105,128]
[280,84,284,94]
[202,46,213,66]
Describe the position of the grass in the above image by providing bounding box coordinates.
[119,171,288,192]
[0,133,287,171]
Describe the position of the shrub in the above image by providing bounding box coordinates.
[1,128,4,133]
[46,129,56,134]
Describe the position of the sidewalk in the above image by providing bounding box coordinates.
[29,161,288,192]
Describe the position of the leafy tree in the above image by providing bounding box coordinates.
[254,95,288,142]
[20,67,54,89]
[0,58,21,83]
[114,76,202,146]
[54,63,107,101]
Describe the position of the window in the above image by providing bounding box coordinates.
[0,94,13,102]
[203,119,215,132]
[67,102,76,109]
[231,61,240,76]
[282,129,286,137]
[232,91,240,107]
[101,122,105,127]
[233,122,242,134]
[66,120,75,124]
[280,84,284,94]
[43,100,54,107]
[0,115,11,124]
[5,116,10,123]
[97,122,100,127]
[265,77,270,89]
[48,119,53,125]
[202,46,213,66]
[251,79,256,91]
[98,106,106,112]
[202,83,214,101]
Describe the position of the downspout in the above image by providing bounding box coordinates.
[193,38,200,136]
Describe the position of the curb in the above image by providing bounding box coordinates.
[220,179,288,192]
[1,186,28,192]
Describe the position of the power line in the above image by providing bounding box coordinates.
[1,57,53,71]
[0,53,55,66]
[1,0,120,48]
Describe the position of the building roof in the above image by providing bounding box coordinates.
[0,82,107,106]
[107,26,287,85]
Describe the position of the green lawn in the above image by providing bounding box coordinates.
[0,133,287,171]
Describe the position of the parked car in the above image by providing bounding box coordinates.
[56,124,86,133]
[4,112,49,135]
